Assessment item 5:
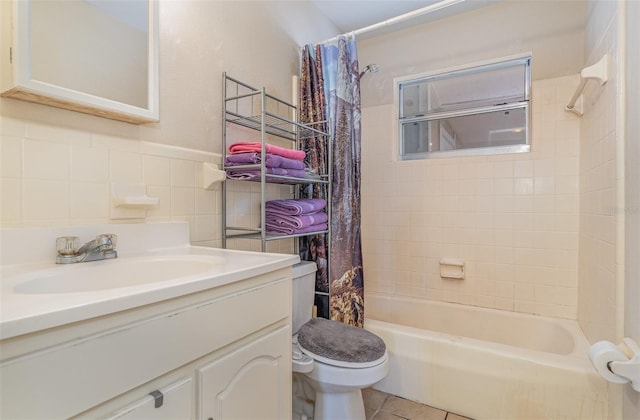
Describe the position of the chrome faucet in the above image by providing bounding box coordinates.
[56,234,118,264]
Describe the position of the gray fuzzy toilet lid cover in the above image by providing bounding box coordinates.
[297,318,386,364]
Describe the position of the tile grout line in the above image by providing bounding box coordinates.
[367,389,472,420]
[370,393,388,419]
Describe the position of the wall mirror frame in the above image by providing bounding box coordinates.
[0,0,159,124]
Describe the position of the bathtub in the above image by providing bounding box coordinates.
[364,293,609,420]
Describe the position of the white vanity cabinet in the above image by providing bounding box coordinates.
[0,268,293,420]
[198,325,290,420]
[107,378,193,420]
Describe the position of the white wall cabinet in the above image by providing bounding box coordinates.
[0,269,292,420]
[0,0,160,124]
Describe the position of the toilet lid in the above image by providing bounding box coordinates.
[297,318,387,368]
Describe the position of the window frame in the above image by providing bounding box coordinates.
[395,54,532,160]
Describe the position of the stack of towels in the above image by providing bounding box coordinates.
[225,142,306,181]
[265,198,328,235]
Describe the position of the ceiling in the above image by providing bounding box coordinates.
[310,0,441,32]
[309,0,499,38]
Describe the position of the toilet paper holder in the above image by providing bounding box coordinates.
[589,337,640,392]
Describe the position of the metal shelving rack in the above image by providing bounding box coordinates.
[222,73,332,253]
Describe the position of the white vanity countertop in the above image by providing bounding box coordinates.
[0,223,299,340]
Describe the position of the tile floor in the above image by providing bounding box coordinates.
[363,388,473,420]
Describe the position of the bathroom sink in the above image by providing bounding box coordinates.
[12,255,225,294]
[1,222,300,340]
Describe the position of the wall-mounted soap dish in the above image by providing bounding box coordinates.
[111,183,159,219]
[440,258,465,279]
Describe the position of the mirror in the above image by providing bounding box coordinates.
[1,0,158,124]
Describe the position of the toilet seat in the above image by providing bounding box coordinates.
[298,345,387,368]
[297,318,387,368]
[292,338,314,373]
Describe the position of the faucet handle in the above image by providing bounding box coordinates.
[97,233,117,249]
[56,236,80,256]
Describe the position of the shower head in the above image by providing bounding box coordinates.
[359,64,379,79]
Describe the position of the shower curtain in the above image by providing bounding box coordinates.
[299,35,364,327]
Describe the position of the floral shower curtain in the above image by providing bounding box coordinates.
[299,44,330,318]
[299,35,364,327]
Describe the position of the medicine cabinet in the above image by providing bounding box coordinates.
[0,0,159,124]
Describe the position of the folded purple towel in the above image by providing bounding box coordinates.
[225,152,305,170]
[265,199,327,216]
[265,212,328,229]
[226,167,307,181]
[265,223,328,236]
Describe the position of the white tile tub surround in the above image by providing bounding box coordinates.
[0,117,221,247]
[361,75,581,319]
[578,0,621,346]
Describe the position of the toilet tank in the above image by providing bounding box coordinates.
[292,261,317,334]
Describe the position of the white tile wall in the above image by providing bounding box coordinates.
[578,3,619,343]
[224,179,296,254]
[361,75,581,319]
[0,117,222,247]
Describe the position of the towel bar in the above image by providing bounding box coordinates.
[565,54,611,117]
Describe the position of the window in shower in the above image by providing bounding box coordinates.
[396,54,531,159]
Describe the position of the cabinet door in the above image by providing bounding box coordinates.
[198,326,291,420]
[106,378,192,420]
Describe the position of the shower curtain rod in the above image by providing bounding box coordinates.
[319,0,466,44]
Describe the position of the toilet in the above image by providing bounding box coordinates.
[291,261,389,420]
